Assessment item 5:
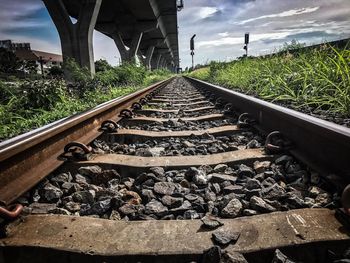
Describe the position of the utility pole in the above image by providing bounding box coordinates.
[39,56,45,76]
[243,32,249,57]
[190,34,196,70]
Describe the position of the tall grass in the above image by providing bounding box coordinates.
[0,86,138,140]
[189,42,350,116]
[0,62,173,141]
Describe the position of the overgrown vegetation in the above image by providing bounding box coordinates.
[188,41,350,117]
[0,47,20,74]
[0,59,172,141]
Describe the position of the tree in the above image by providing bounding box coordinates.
[0,48,20,73]
[95,59,113,72]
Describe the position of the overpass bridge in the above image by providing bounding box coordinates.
[43,0,181,74]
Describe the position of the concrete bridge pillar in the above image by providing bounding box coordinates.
[145,46,155,70]
[43,0,102,76]
[159,58,163,69]
[136,46,154,70]
[150,53,159,70]
[161,58,166,69]
[137,49,146,67]
[113,31,143,64]
[156,54,162,69]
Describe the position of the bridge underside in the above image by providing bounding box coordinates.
[43,0,179,74]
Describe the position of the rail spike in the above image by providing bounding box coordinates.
[264,131,293,154]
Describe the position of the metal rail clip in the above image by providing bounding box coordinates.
[264,131,293,154]
[0,204,23,220]
[215,98,224,107]
[237,113,256,128]
[132,102,142,110]
[99,120,119,133]
[139,98,148,105]
[119,109,134,118]
[59,142,92,161]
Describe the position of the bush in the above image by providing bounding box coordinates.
[95,59,113,73]
[63,58,91,83]
[143,68,173,85]
[7,75,20,82]
[0,48,20,73]
[95,69,120,87]
[113,63,147,86]
[48,65,64,77]
[95,63,149,87]
[0,57,174,141]
[18,79,66,110]
[0,80,14,103]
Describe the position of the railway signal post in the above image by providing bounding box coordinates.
[243,32,249,57]
[190,34,196,70]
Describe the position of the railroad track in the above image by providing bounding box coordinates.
[1,77,350,263]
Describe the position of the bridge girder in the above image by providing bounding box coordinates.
[45,0,179,76]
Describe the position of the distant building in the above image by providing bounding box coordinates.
[15,49,63,74]
[0,39,31,51]
[0,39,62,74]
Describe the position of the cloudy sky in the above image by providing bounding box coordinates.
[1,0,350,68]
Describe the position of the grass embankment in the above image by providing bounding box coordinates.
[188,43,350,118]
[0,62,172,141]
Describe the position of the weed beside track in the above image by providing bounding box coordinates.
[0,62,172,142]
[188,41,350,126]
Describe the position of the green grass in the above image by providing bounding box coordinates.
[0,85,140,141]
[188,42,350,117]
[188,67,210,81]
[0,64,173,141]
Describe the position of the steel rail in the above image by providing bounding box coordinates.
[0,78,173,206]
[186,77,350,185]
[1,77,350,262]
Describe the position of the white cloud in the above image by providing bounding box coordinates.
[198,37,242,48]
[218,32,229,37]
[197,7,219,19]
[0,1,45,32]
[197,29,317,48]
[237,6,320,25]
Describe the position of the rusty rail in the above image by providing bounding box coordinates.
[1,76,350,262]
[0,78,173,206]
